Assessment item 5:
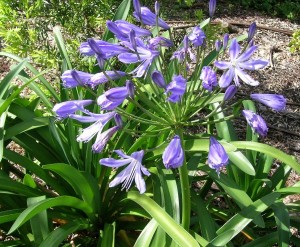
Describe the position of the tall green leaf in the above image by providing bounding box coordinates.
[8,196,94,234]
[125,191,204,247]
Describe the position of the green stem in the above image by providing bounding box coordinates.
[177,129,190,230]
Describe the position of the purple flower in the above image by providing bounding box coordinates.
[133,6,170,30]
[53,100,93,119]
[80,39,127,57]
[90,71,126,88]
[106,20,151,41]
[162,135,184,169]
[215,40,222,52]
[80,39,128,68]
[97,80,134,110]
[165,75,187,103]
[250,93,286,111]
[75,111,116,143]
[100,150,150,194]
[224,85,237,101]
[248,22,257,43]
[61,70,93,88]
[188,26,206,47]
[208,137,229,175]
[155,1,160,15]
[151,70,166,88]
[171,36,195,63]
[118,38,160,77]
[133,0,142,19]
[242,109,268,137]
[209,0,217,18]
[149,37,173,49]
[215,39,268,88]
[223,33,229,50]
[200,66,217,92]
[92,126,120,153]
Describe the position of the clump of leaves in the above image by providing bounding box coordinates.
[0,0,119,70]
[289,29,300,53]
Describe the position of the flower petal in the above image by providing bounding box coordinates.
[238,59,268,70]
[235,68,259,86]
[219,67,234,88]
[214,61,231,70]
[229,39,240,60]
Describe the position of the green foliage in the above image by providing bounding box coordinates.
[237,0,300,22]
[0,0,120,69]
[289,29,300,53]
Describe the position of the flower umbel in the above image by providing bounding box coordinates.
[162,135,184,169]
[100,150,150,194]
[208,137,229,175]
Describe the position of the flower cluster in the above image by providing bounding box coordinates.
[53,0,286,194]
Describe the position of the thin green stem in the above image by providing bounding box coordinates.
[177,129,190,230]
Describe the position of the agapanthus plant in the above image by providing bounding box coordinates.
[47,0,300,246]
[53,0,285,193]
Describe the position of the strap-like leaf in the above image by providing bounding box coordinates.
[8,195,94,234]
[125,191,204,247]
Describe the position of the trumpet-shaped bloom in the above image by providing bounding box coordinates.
[250,93,286,111]
[118,38,160,77]
[80,39,128,68]
[149,37,173,49]
[61,70,93,88]
[215,39,268,88]
[200,66,217,92]
[97,81,134,110]
[106,20,151,41]
[53,100,93,119]
[90,71,126,88]
[242,109,268,137]
[133,6,170,30]
[92,126,120,153]
[75,111,116,142]
[100,150,150,194]
[162,135,184,169]
[188,26,206,47]
[165,75,187,103]
[171,36,195,63]
[208,137,229,175]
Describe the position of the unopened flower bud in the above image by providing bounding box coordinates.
[155,1,160,16]
[215,39,222,52]
[114,113,123,127]
[223,33,229,50]
[151,70,166,88]
[224,85,237,101]
[126,80,135,98]
[209,0,217,18]
[129,29,137,51]
[248,22,257,43]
